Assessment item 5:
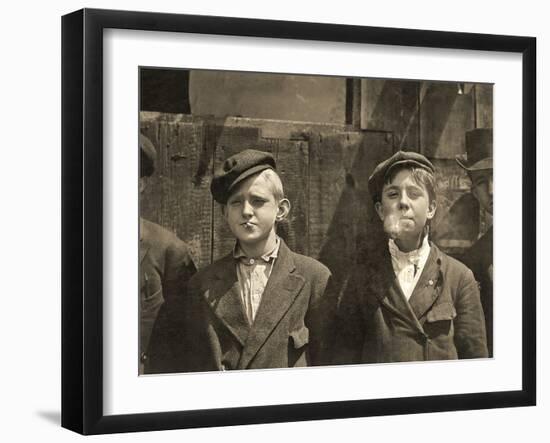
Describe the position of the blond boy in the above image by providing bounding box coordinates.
[172,149,332,372]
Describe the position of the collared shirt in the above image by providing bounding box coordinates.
[233,237,281,325]
[388,235,431,300]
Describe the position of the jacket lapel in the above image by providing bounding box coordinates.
[408,245,443,321]
[238,242,305,369]
[202,254,250,346]
[368,249,424,333]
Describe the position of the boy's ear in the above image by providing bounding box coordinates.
[374,201,385,221]
[426,199,437,220]
[276,198,291,221]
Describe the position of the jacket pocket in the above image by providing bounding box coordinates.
[143,288,164,306]
[424,302,456,344]
[289,326,310,349]
[140,288,165,356]
[426,302,457,323]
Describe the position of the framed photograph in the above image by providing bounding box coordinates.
[62,8,536,435]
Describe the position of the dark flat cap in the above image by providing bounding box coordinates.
[140,133,157,178]
[368,150,435,202]
[456,128,493,171]
[211,149,276,203]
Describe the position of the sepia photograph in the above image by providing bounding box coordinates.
[138,68,493,375]
[60,6,536,435]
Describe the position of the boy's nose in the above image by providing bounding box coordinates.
[242,200,254,216]
[398,194,411,209]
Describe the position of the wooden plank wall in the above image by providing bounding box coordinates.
[311,131,393,292]
[361,79,419,150]
[140,114,213,267]
[140,79,492,271]
[420,82,476,159]
[475,84,493,128]
[140,113,391,280]
[210,130,310,261]
[361,79,493,252]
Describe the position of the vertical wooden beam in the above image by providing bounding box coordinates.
[473,84,478,129]
[419,82,475,158]
[345,78,362,129]
[474,83,494,128]
[360,78,420,150]
[417,82,422,151]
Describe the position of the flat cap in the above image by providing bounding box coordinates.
[368,150,435,202]
[140,133,157,178]
[211,149,276,203]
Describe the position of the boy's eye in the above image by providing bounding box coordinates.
[252,198,266,205]
[386,191,399,198]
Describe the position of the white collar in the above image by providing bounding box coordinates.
[388,235,430,267]
[233,236,280,264]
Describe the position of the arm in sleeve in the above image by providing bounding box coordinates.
[163,238,197,302]
[305,269,336,367]
[454,268,489,359]
[327,271,366,365]
[145,278,192,374]
[146,242,196,374]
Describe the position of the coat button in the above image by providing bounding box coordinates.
[428,279,434,286]
[140,352,148,363]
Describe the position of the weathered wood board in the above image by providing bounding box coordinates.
[140,90,491,272]
[140,115,213,268]
[209,132,309,261]
[420,82,476,159]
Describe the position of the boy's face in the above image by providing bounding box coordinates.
[223,172,289,248]
[470,169,493,215]
[375,168,436,241]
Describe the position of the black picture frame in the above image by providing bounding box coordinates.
[61,8,536,435]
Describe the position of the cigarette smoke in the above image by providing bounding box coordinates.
[383,214,414,240]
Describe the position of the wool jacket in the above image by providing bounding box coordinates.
[460,228,493,356]
[139,218,196,373]
[332,242,488,364]
[158,240,333,373]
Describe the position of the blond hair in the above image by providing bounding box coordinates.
[259,168,285,201]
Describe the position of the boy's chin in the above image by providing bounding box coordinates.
[385,228,423,241]
[234,232,264,244]
[231,227,276,246]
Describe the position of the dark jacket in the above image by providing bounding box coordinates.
[139,218,196,373]
[161,240,332,372]
[460,228,493,356]
[332,242,488,364]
